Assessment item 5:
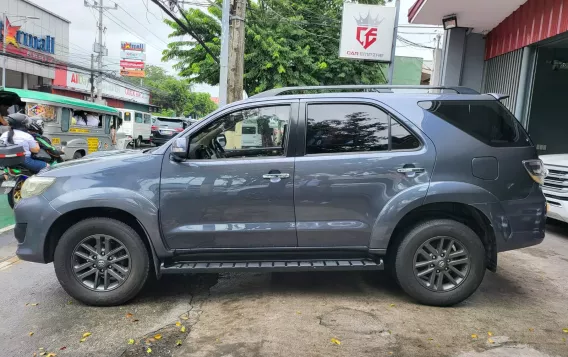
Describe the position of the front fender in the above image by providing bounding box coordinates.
[48,187,170,258]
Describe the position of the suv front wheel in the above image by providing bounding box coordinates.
[54,218,150,306]
[393,219,486,306]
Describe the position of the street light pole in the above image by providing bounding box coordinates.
[2,12,8,88]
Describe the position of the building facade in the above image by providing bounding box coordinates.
[0,0,70,90]
[409,0,568,155]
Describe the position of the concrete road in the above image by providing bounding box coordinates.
[1,224,568,357]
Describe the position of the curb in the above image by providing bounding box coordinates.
[0,224,15,234]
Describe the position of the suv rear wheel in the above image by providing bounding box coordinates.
[393,219,486,306]
[54,218,149,306]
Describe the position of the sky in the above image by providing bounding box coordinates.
[29,0,442,96]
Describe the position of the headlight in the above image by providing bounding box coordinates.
[21,177,56,199]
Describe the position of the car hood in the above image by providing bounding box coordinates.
[42,150,148,174]
[540,154,568,167]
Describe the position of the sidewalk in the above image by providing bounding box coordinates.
[0,197,14,230]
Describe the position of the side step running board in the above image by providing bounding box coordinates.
[161,259,383,274]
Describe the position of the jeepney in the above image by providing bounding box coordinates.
[0,88,128,160]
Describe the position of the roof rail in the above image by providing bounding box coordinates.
[251,85,479,98]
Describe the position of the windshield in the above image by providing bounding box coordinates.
[155,118,184,128]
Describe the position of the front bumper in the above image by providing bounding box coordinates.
[543,190,568,223]
[14,194,61,263]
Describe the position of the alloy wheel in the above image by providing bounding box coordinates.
[413,236,470,292]
[71,234,131,291]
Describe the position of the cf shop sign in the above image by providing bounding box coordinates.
[339,3,395,62]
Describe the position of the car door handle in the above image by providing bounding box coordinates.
[397,167,425,173]
[263,173,290,179]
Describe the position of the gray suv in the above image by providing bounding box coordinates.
[12,85,547,307]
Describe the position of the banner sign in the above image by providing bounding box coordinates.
[121,41,145,51]
[120,60,145,69]
[120,41,146,77]
[339,3,396,62]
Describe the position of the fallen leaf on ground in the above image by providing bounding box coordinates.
[389,304,396,307]
[46,353,56,357]
[180,325,186,333]
[125,313,133,318]
[146,347,152,354]
[67,301,73,305]
[563,328,568,333]
[39,353,46,356]
[59,347,66,351]
[488,338,495,344]
[487,331,493,337]
[29,332,34,336]
[79,338,87,343]
[154,334,162,340]
[529,328,534,332]
[388,353,393,355]
[128,339,135,345]
[175,340,182,346]
[330,337,341,345]
[427,338,433,341]
[132,319,139,323]
[26,303,39,306]
[471,334,478,339]
[33,353,37,357]
[82,332,92,338]
[175,321,181,327]
[39,348,44,351]
[562,337,566,342]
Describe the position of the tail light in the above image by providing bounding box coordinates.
[523,160,547,185]
[175,127,184,132]
[151,125,158,131]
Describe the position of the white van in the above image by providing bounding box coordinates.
[117,109,152,147]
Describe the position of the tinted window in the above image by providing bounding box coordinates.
[135,112,143,123]
[391,120,420,150]
[306,104,389,154]
[143,113,151,124]
[156,119,184,129]
[242,126,256,134]
[421,100,530,147]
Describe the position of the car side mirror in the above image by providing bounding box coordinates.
[216,134,227,148]
[170,137,189,162]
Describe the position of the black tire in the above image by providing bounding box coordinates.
[134,137,142,148]
[393,219,486,306]
[7,177,25,209]
[72,151,84,160]
[54,218,150,306]
[7,188,14,209]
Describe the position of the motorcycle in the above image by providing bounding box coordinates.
[0,123,63,208]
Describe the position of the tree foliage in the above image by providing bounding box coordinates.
[122,65,217,118]
[162,0,387,96]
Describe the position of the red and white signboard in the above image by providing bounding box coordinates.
[339,3,396,62]
[120,60,145,69]
[53,68,150,105]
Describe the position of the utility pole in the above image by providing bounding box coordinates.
[90,53,95,101]
[84,0,117,103]
[431,33,442,86]
[219,0,230,106]
[227,0,246,104]
[387,0,400,85]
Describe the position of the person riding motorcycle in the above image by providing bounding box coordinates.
[26,119,64,163]
[0,113,47,173]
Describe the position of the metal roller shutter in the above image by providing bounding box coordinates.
[482,49,523,113]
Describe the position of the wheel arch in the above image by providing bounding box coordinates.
[45,207,161,277]
[386,202,498,272]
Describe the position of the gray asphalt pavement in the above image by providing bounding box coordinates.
[1,223,568,357]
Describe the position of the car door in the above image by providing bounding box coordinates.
[294,99,435,247]
[159,100,299,249]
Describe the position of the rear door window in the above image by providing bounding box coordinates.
[420,100,531,147]
[156,119,184,129]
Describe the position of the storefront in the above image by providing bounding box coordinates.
[409,0,568,155]
[0,0,70,90]
[52,67,153,112]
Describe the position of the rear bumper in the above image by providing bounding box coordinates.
[485,185,546,252]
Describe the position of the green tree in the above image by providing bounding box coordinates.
[122,65,216,116]
[162,0,387,96]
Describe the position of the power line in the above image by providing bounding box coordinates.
[114,2,169,46]
[103,9,165,52]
